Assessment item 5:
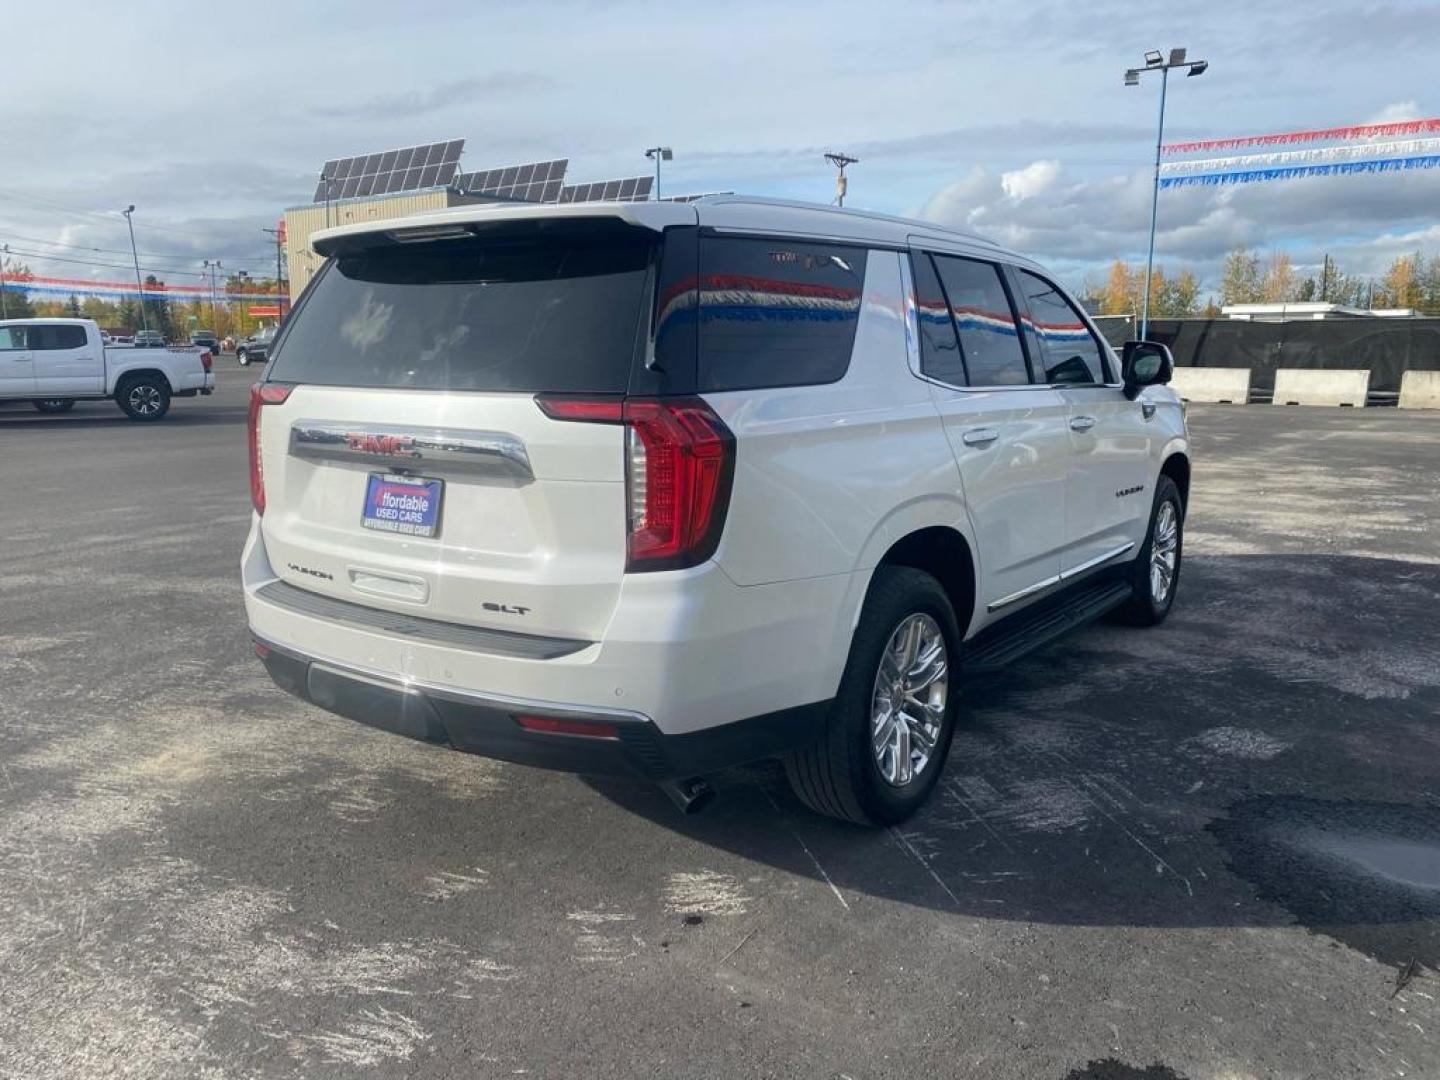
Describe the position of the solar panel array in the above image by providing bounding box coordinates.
[455,159,569,203]
[557,176,655,203]
[313,139,465,202]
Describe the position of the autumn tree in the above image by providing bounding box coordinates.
[1219,246,1262,305]
[1260,253,1298,303]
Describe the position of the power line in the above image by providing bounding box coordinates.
[0,231,272,268]
[0,185,279,244]
[2,230,272,265]
[1,244,280,282]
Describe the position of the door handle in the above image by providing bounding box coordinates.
[1069,415,1097,432]
[12,356,31,362]
[962,427,999,447]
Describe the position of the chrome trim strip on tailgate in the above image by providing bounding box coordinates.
[255,579,588,660]
[289,420,533,479]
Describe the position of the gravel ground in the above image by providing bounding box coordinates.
[1,376,1438,1080]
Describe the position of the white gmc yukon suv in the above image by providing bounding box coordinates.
[243,197,1188,825]
[0,318,214,420]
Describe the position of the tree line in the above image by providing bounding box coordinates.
[0,263,282,340]
[1083,248,1440,318]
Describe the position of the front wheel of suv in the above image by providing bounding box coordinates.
[1112,474,1184,627]
[784,566,960,826]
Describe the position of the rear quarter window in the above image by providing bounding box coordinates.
[697,236,868,392]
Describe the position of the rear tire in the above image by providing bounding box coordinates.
[1113,474,1183,626]
[785,566,960,826]
[32,399,76,414]
[116,375,171,422]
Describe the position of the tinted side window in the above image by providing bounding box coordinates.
[0,327,27,350]
[31,325,88,350]
[911,253,964,385]
[1015,270,1107,384]
[697,236,867,392]
[932,256,1031,386]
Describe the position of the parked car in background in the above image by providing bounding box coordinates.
[236,327,275,367]
[191,330,221,356]
[134,329,166,348]
[243,196,1189,825]
[111,334,134,347]
[0,317,214,420]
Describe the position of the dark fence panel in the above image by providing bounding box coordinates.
[1099,318,1440,396]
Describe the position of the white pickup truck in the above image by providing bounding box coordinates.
[0,317,215,421]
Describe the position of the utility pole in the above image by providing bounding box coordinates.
[1125,48,1209,340]
[237,270,250,336]
[262,225,285,320]
[122,204,150,331]
[825,152,859,207]
[0,243,9,319]
[203,259,222,329]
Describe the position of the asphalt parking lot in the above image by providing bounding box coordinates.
[2,372,1438,1080]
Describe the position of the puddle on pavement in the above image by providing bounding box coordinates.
[1063,1061,1187,1080]
[1210,796,1440,969]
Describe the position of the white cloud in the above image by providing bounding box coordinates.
[1366,101,1423,124]
[918,158,1440,292]
[1001,160,1061,201]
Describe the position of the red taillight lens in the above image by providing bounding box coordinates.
[248,383,293,514]
[201,351,212,373]
[534,393,735,572]
[622,399,734,570]
[514,714,620,739]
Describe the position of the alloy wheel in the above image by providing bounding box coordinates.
[870,613,949,787]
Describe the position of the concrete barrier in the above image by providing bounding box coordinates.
[1169,367,1251,403]
[1398,370,1440,409]
[1272,368,1370,407]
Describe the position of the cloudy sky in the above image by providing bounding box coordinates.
[3,0,1437,297]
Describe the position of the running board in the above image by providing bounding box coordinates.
[963,579,1133,678]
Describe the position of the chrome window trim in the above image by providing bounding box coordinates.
[289,420,533,480]
[986,542,1135,613]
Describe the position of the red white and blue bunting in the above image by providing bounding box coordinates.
[1157,119,1440,189]
[1162,118,1440,156]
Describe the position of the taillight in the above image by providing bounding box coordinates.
[200,351,212,373]
[535,394,735,572]
[248,383,293,514]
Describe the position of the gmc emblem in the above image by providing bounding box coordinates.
[345,433,418,457]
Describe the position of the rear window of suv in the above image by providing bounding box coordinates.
[268,230,654,393]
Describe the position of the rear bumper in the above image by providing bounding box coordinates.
[253,632,826,780]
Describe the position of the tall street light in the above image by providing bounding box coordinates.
[644,146,673,199]
[0,243,10,319]
[1126,47,1208,340]
[121,204,149,332]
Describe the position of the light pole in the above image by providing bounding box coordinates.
[121,204,149,332]
[1126,48,1208,340]
[644,146,673,199]
[0,243,9,319]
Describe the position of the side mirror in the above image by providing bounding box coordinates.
[1120,340,1174,400]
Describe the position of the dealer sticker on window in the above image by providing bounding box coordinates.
[361,473,444,538]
